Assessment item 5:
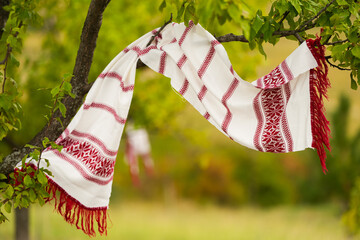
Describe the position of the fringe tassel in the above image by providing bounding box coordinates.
[306,37,331,173]
[46,178,108,237]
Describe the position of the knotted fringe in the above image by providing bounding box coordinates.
[46,177,108,237]
[306,38,331,173]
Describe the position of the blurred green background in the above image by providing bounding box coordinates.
[1,0,360,239]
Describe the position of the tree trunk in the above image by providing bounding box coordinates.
[15,208,29,240]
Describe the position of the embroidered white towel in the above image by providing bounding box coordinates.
[31,21,330,236]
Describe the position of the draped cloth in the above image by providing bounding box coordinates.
[30,21,330,236]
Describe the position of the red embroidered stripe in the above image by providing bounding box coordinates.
[130,45,157,56]
[197,41,217,79]
[198,85,208,101]
[178,21,194,46]
[177,54,187,69]
[253,87,292,153]
[230,65,234,75]
[98,72,134,92]
[83,102,126,124]
[204,112,210,120]
[51,150,113,185]
[178,78,189,95]
[159,52,167,74]
[221,79,239,133]
[71,130,118,157]
[281,61,294,81]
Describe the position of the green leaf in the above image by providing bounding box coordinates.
[227,4,239,20]
[159,0,166,12]
[37,171,48,185]
[348,30,359,44]
[257,41,267,58]
[252,14,264,34]
[63,81,72,93]
[23,174,33,187]
[184,4,196,25]
[351,46,360,59]
[336,0,348,6]
[289,0,302,14]
[4,202,12,213]
[58,102,66,118]
[42,137,50,148]
[351,72,358,90]
[4,185,14,198]
[20,197,29,208]
[50,142,63,152]
[50,86,60,97]
[37,195,45,206]
[29,188,36,202]
[0,173,7,180]
[176,3,186,22]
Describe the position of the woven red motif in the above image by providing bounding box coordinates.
[256,66,285,89]
[58,138,115,178]
[254,81,293,152]
[255,87,288,152]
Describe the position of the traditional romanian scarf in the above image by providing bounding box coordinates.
[29,21,330,236]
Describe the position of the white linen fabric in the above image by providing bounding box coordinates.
[31,21,330,236]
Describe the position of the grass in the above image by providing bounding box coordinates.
[0,201,350,240]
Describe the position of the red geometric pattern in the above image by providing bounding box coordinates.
[256,66,285,89]
[253,86,293,153]
[57,137,115,178]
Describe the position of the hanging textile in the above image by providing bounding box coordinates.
[25,21,330,236]
[125,126,154,186]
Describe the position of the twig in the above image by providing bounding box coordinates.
[278,11,290,26]
[146,13,173,47]
[325,56,351,71]
[297,0,336,32]
[216,33,249,43]
[1,49,8,93]
[294,33,304,43]
[325,39,349,46]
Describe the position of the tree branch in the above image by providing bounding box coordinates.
[325,56,352,71]
[0,0,111,175]
[325,39,349,46]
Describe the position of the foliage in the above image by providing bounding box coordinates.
[0,151,51,223]
[0,72,73,223]
[0,0,42,141]
[161,0,360,87]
